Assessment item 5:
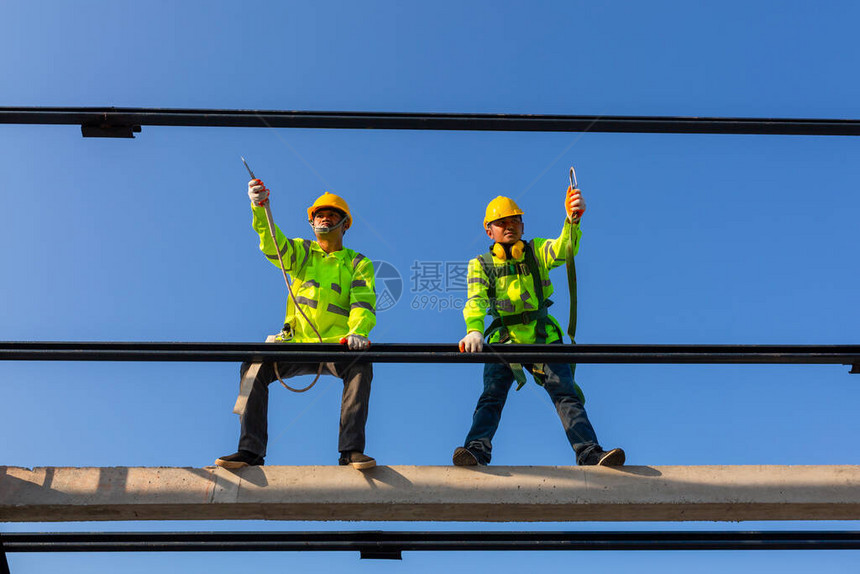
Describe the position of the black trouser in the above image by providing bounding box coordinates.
[237,360,372,457]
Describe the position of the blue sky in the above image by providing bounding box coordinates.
[1,1,859,572]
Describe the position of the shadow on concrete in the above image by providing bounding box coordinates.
[234,466,269,488]
[502,465,662,478]
[357,466,414,489]
[448,466,514,478]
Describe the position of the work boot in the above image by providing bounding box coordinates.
[214,450,264,469]
[339,451,376,470]
[452,446,482,466]
[580,447,626,467]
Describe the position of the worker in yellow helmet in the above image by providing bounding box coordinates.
[216,178,377,470]
[453,184,625,467]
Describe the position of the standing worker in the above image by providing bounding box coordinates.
[216,177,378,470]
[453,182,625,467]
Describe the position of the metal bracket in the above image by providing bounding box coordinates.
[851,363,859,374]
[360,548,402,560]
[0,532,11,574]
[80,124,141,138]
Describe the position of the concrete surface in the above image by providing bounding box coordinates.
[1,465,859,522]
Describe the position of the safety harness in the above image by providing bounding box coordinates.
[478,240,555,345]
[478,240,551,390]
[478,228,585,401]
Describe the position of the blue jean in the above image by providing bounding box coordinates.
[463,361,600,465]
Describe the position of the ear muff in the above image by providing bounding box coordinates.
[491,242,505,259]
[492,240,525,260]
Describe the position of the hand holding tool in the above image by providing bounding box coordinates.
[242,157,270,206]
[340,334,371,350]
[239,157,324,393]
[459,330,484,353]
[566,167,586,221]
[248,180,270,206]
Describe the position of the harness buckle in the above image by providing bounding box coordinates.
[275,323,294,342]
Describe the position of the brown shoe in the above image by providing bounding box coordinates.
[581,447,626,467]
[215,450,264,469]
[452,446,481,466]
[339,451,376,470]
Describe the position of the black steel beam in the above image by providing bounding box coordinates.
[0,533,10,574]
[0,342,857,369]
[3,531,859,553]
[1,107,860,136]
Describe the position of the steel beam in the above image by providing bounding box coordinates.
[1,107,860,136]
[0,342,857,370]
[0,533,9,574]
[3,530,860,553]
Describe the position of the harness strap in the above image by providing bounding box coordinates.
[564,220,585,403]
[479,242,555,344]
[565,224,578,343]
[523,240,548,343]
[479,242,555,390]
[478,235,585,400]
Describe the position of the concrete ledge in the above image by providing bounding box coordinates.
[1,465,859,523]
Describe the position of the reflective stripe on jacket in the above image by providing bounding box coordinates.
[463,218,581,344]
[252,205,376,342]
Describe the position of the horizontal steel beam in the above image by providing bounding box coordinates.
[2,107,860,136]
[4,530,860,554]
[0,535,7,574]
[0,342,857,370]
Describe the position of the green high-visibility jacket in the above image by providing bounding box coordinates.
[463,218,581,344]
[252,205,376,342]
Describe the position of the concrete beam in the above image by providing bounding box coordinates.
[1,465,859,523]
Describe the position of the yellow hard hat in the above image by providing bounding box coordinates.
[307,192,352,229]
[484,196,524,227]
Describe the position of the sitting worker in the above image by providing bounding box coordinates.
[215,179,377,470]
[453,187,625,467]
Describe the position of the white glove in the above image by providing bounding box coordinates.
[459,331,484,353]
[341,334,371,351]
[248,179,270,206]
